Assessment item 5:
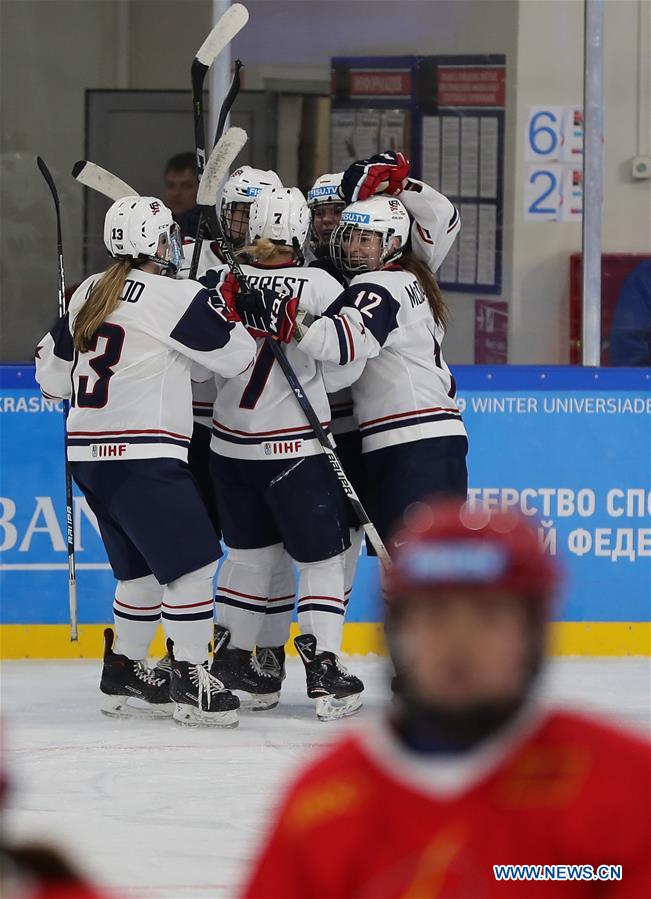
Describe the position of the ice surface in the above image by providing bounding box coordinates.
[1,657,649,899]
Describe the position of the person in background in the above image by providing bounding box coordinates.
[610,259,651,366]
[243,500,651,898]
[163,152,200,240]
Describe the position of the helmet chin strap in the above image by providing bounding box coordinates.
[142,253,176,276]
[292,237,305,267]
[382,229,403,266]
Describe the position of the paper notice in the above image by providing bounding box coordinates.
[441,117,460,196]
[354,109,381,158]
[379,109,406,153]
[560,166,583,221]
[561,106,583,163]
[475,300,508,363]
[460,117,479,197]
[477,204,497,285]
[524,164,562,221]
[457,203,478,284]
[479,117,498,198]
[421,116,441,189]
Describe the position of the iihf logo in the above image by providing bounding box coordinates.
[263,442,272,455]
[150,201,161,215]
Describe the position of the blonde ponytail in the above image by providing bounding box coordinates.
[73,260,134,353]
[239,238,296,263]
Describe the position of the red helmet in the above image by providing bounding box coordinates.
[386,499,562,614]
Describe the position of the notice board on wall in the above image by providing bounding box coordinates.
[331,55,506,294]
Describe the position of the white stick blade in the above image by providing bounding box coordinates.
[195,4,249,67]
[197,127,248,205]
[72,161,138,201]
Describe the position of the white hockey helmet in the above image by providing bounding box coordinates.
[307,172,345,257]
[306,172,344,208]
[330,195,411,275]
[104,196,183,275]
[248,186,310,261]
[220,166,283,248]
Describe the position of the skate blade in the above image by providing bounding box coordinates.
[316,693,363,721]
[240,691,280,711]
[172,703,239,728]
[101,695,174,720]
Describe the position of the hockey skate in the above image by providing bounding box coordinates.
[256,644,287,682]
[211,625,282,711]
[168,639,240,728]
[294,634,364,721]
[153,651,172,682]
[100,628,173,720]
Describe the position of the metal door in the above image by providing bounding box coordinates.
[84,89,275,275]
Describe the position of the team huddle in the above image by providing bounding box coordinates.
[35,150,466,727]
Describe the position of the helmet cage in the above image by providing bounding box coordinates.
[220,201,250,249]
[330,221,402,275]
[309,199,346,258]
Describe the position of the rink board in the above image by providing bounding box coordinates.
[1,365,650,657]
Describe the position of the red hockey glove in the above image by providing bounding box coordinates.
[339,151,410,204]
[266,294,300,344]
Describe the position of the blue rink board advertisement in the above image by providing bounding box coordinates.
[1,365,650,654]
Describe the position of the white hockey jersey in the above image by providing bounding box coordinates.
[178,237,223,282]
[298,267,466,454]
[309,179,460,439]
[200,262,355,461]
[35,270,256,462]
[401,178,460,275]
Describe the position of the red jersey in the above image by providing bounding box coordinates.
[243,708,651,898]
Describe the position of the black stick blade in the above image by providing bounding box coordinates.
[37,156,60,208]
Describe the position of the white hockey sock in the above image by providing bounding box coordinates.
[296,553,346,655]
[215,544,284,651]
[344,527,364,608]
[162,561,218,664]
[113,574,163,660]
[256,551,296,648]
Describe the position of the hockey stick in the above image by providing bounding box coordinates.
[192,4,249,180]
[197,140,392,567]
[36,157,79,641]
[188,57,245,281]
[216,58,244,145]
[71,160,137,201]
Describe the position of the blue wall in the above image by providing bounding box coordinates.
[1,365,649,625]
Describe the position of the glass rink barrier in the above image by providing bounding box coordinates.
[1,363,649,659]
